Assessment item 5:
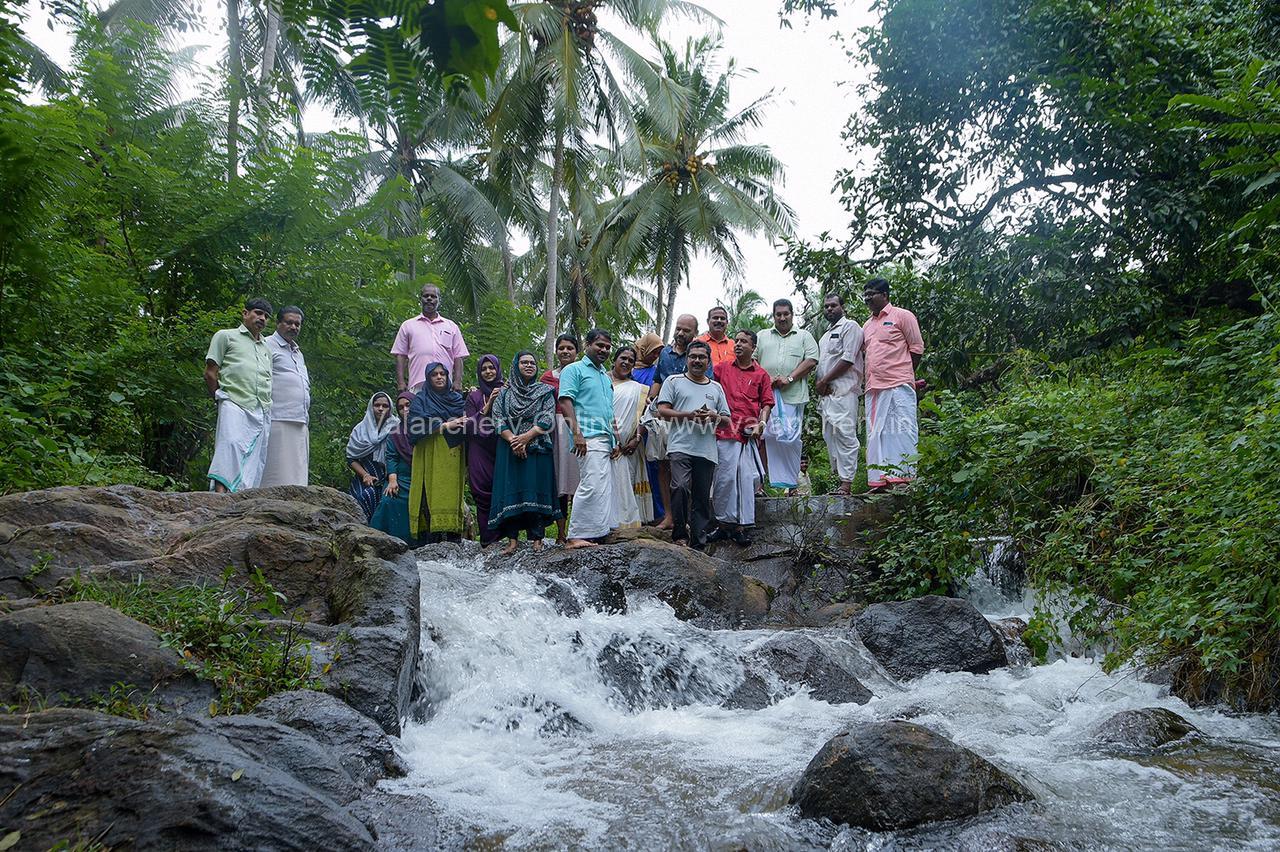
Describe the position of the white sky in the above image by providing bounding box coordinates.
[17,0,874,327]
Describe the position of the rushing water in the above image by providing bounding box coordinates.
[388,553,1280,850]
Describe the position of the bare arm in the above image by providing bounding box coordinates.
[791,358,818,382]
[816,359,854,395]
[912,353,922,371]
[395,354,409,391]
[204,361,220,398]
[559,396,586,457]
[453,357,465,387]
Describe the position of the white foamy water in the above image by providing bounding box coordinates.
[389,555,1280,850]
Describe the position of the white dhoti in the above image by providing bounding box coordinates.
[208,396,270,492]
[567,437,617,539]
[819,392,861,484]
[609,452,643,528]
[713,439,761,526]
[259,421,310,487]
[866,383,919,485]
[763,392,804,489]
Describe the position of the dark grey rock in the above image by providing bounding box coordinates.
[0,485,420,735]
[1091,707,1200,750]
[596,633,721,711]
[535,575,585,618]
[722,673,773,711]
[253,689,408,785]
[753,632,872,705]
[0,708,375,850]
[0,601,213,712]
[791,720,1034,831]
[855,595,1007,680]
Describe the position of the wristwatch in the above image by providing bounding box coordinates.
[785,376,793,385]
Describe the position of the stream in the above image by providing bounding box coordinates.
[385,552,1280,850]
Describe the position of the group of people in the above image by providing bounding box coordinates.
[202,277,924,553]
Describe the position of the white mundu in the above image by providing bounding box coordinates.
[817,316,864,483]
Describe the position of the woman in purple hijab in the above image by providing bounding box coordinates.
[464,354,504,544]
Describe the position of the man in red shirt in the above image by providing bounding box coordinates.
[709,329,773,545]
[861,277,924,488]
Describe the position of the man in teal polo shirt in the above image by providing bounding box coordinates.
[558,328,619,548]
[204,298,274,492]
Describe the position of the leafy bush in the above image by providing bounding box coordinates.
[867,312,1280,708]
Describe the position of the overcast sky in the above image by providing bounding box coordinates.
[18,0,874,329]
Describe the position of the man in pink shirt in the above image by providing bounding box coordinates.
[392,284,469,392]
[861,277,924,488]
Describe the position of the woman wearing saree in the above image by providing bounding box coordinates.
[491,351,561,555]
[407,363,467,542]
[346,392,398,522]
[371,392,422,546]
[540,333,581,544]
[609,346,652,528]
[464,354,504,546]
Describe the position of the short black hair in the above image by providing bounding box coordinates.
[686,340,712,357]
[823,293,844,306]
[245,297,273,314]
[585,328,612,344]
[613,345,637,362]
[865,277,890,295]
[707,306,728,319]
[555,333,580,351]
[734,328,758,346]
[277,305,303,321]
[772,298,794,313]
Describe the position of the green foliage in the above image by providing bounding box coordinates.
[868,315,1280,707]
[57,567,320,714]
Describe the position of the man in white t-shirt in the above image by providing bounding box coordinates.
[655,340,730,550]
[815,293,865,495]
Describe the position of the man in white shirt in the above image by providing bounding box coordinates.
[259,306,311,487]
[814,293,865,495]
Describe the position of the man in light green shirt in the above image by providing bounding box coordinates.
[756,298,818,491]
[204,298,274,492]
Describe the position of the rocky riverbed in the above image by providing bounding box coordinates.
[2,486,1278,850]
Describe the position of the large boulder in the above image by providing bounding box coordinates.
[0,708,376,850]
[253,690,408,786]
[791,721,1034,831]
[487,538,770,629]
[0,601,213,712]
[0,485,419,734]
[854,595,1007,680]
[747,632,872,706]
[1090,707,1200,750]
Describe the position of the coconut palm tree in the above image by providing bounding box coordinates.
[599,35,795,338]
[486,0,694,362]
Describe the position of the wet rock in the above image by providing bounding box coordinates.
[1091,707,1200,749]
[956,829,1062,851]
[501,696,590,738]
[791,720,1034,831]
[0,601,214,712]
[253,690,408,786]
[491,539,769,629]
[722,673,773,711]
[854,595,1007,680]
[0,708,375,850]
[596,633,721,711]
[535,575,585,618]
[752,632,872,705]
[991,616,1033,666]
[0,485,420,734]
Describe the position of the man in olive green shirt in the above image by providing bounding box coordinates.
[756,298,819,490]
[204,298,274,492]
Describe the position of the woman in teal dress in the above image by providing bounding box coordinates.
[371,392,423,546]
[490,350,561,555]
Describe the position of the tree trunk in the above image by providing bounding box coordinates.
[503,238,515,302]
[653,275,666,338]
[662,266,681,340]
[226,0,243,182]
[544,128,565,365]
[257,3,282,138]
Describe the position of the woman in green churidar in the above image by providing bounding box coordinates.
[490,350,561,555]
[370,392,422,545]
[407,363,467,542]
